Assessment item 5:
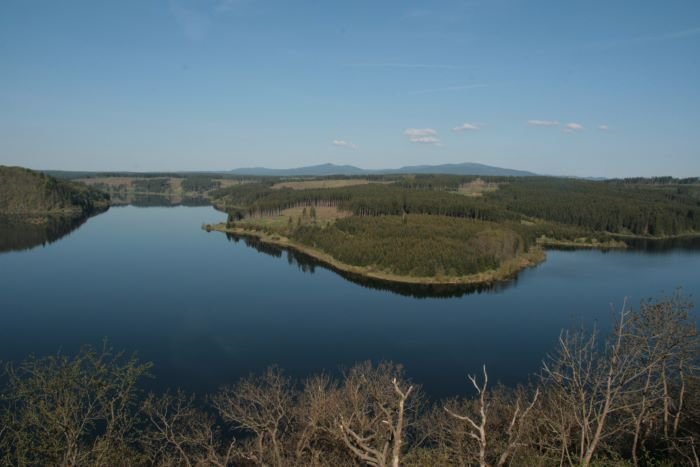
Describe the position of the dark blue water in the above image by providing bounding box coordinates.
[1,206,699,399]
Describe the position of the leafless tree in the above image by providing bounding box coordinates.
[211,366,292,466]
[0,295,697,466]
[621,294,699,465]
[0,344,151,466]
[141,390,237,467]
[444,365,539,467]
[290,373,349,465]
[336,361,420,467]
[541,296,699,467]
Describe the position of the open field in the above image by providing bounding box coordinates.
[217,179,245,189]
[456,178,500,196]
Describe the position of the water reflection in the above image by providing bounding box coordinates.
[225,232,518,298]
[623,236,700,253]
[0,193,212,254]
[546,236,700,254]
[227,232,700,298]
[110,193,210,207]
[0,212,104,254]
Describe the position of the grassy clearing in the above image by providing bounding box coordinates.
[456,178,500,197]
[218,179,244,188]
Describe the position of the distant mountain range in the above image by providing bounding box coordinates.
[229,162,536,177]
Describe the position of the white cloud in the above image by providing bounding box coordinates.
[410,136,440,144]
[404,128,437,137]
[404,128,440,145]
[452,122,479,132]
[528,119,560,127]
[564,122,584,132]
[332,139,357,149]
[598,125,609,131]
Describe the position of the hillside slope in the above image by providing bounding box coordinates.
[0,166,109,215]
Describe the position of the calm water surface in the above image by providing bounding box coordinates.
[1,206,699,399]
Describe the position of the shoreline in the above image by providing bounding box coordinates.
[610,231,700,241]
[204,223,547,287]
[0,204,110,222]
[534,232,700,250]
[536,236,628,250]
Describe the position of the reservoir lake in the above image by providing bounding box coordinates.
[1,205,699,400]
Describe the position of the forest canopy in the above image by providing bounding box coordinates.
[211,176,700,238]
[0,166,109,216]
[206,176,700,282]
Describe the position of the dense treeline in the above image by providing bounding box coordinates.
[488,178,700,236]
[113,194,212,207]
[210,177,700,281]
[181,176,221,193]
[214,183,510,222]
[611,177,700,185]
[0,166,109,215]
[290,215,526,277]
[132,178,172,194]
[212,176,700,238]
[395,174,480,191]
[394,175,700,236]
[1,295,698,466]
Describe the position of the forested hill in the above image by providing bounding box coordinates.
[0,166,109,215]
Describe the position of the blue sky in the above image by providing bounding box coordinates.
[1,0,699,177]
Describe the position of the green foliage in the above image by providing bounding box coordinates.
[395,173,480,191]
[292,215,526,276]
[0,166,109,215]
[486,177,700,236]
[210,177,700,278]
[212,181,511,221]
[131,178,171,193]
[181,176,220,193]
[212,177,700,238]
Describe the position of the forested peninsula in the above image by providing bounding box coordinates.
[9,167,697,285]
[205,175,700,286]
